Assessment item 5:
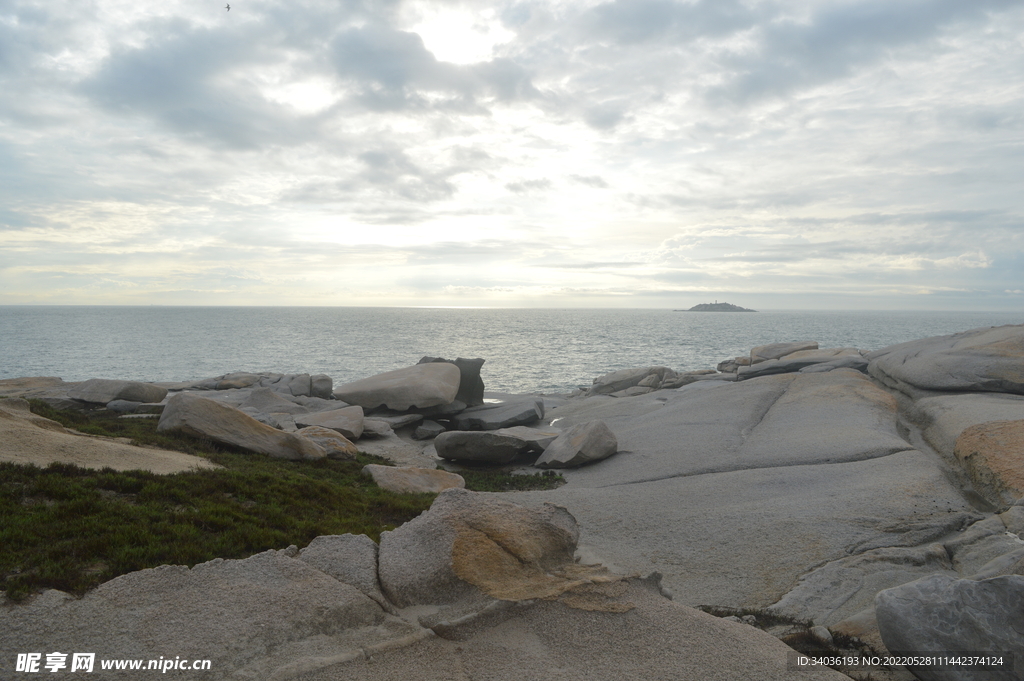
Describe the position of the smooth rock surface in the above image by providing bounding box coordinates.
[913,393,1024,460]
[239,387,310,415]
[434,430,532,464]
[0,397,219,474]
[294,406,365,440]
[418,356,485,407]
[535,420,618,469]
[588,366,677,395]
[875,574,1024,681]
[333,363,460,411]
[868,324,1024,397]
[363,464,465,494]
[750,341,818,363]
[68,378,168,405]
[450,397,544,430]
[158,393,326,460]
[739,348,863,379]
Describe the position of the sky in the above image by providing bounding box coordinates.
[1,0,1023,310]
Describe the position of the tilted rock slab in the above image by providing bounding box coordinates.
[295,406,365,440]
[362,464,465,494]
[158,393,325,460]
[333,363,460,411]
[450,397,544,430]
[295,426,358,459]
[434,430,533,464]
[588,366,677,395]
[868,324,1024,397]
[738,348,864,379]
[535,420,618,469]
[297,534,390,611]
[68,378,168,405]
[875,574,1024,681]
[418,356,486,407]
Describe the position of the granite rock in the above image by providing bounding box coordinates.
[413,419,446,440]
[68,378,168,405]
[535,420,618,469]
[294,405,365,440]
[362,464,465,494]
[953,419,1024,507]
[295,425,358,459]
[451,397,544,430]
[333,363,461,411]
[434,430,533,464]
[297,534,389,609]
[588,366,678,395]
[418,356,486,407]
[749,341,818,364]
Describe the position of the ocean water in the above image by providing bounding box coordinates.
[1,307,1021,394]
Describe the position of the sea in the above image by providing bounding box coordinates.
[1,307,1021,394]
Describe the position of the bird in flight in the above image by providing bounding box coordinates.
[225,3,230,10]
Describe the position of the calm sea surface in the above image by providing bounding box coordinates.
[1,307,1021,394]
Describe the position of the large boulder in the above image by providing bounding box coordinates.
[954,420,1024,507]
[295,406,365,440]
[362,464,465,494]
[157,393,325,460]
[333,363,460,411]
[434,430,533,464]
[295,425,358,459]
[418,357,486,407]
[450,397,544,430]
[239,387,310,415]
[310,374,333,399]
[535,420,618,469]
[868,324,1024,397]
[875,574,1024,681]
[67,378,167,405]
[377,488,582,608]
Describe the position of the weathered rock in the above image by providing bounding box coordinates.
[535,420,618,469]
[377,488,581,608]
[413,399,467,417]
[588,366,677,395]
[875,574,1024,681]
[419,356,486,407]
[297,534,389,608]
[953,420,1024,507]
[413,420,446,440]
[434,431,533,464]
[868,324,1024,397]
[0,548,422,679]
[294,405,364,440]
[493,425,562,451]
[213,372,262,390]
[749,341,818,364]
[609,386,654,397]
[310,374,333,400]
[158,393,325,460]
[738,348,862,379]
[105,399,143,414]
[367,412,424,430]
[333,363,461,411]
[295,425,358,459]
[363,464,465,493]
[67,378,168,405]
[451,397,544,430]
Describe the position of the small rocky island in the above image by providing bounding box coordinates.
[679,301,757,312]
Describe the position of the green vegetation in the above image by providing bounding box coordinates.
[1,401,563,601]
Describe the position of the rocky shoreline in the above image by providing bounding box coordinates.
[2,325,1023,680]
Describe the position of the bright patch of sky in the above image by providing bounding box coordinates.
[1,0,1023,309]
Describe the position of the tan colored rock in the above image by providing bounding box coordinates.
[362,464,465,493]
[0,376,68,397]
[954,419,1024,506]
[296,425,358,459]
[333,363,460,411]
[0,397,219,474]
[295,405,364,439]
[157,393,325,460]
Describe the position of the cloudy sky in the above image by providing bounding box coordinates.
[1,0,1022,309]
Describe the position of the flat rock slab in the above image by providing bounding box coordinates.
[158,393,325,460]
[295,405,365,440]
[0,398,220,474]
[0,549,423,680]
[68,378,168,405]
[505,450,976,609]
[434,430,532,464]
[493,425,561,451]
[290,578,849,681]
[239,387,310,415]
[333,363,461,411]
[363,464,465,494]
[876,574,1024,681]
[547,370,912,489]
[451,397,544,430]
[535,420,617,469]
[868,324,1024,397]
[738,348,863,379]
[750,340,818,363]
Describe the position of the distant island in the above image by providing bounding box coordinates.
[676,301,757,312]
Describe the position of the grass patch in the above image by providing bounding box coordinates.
[459,468,566,492]
[1,402,565,601]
